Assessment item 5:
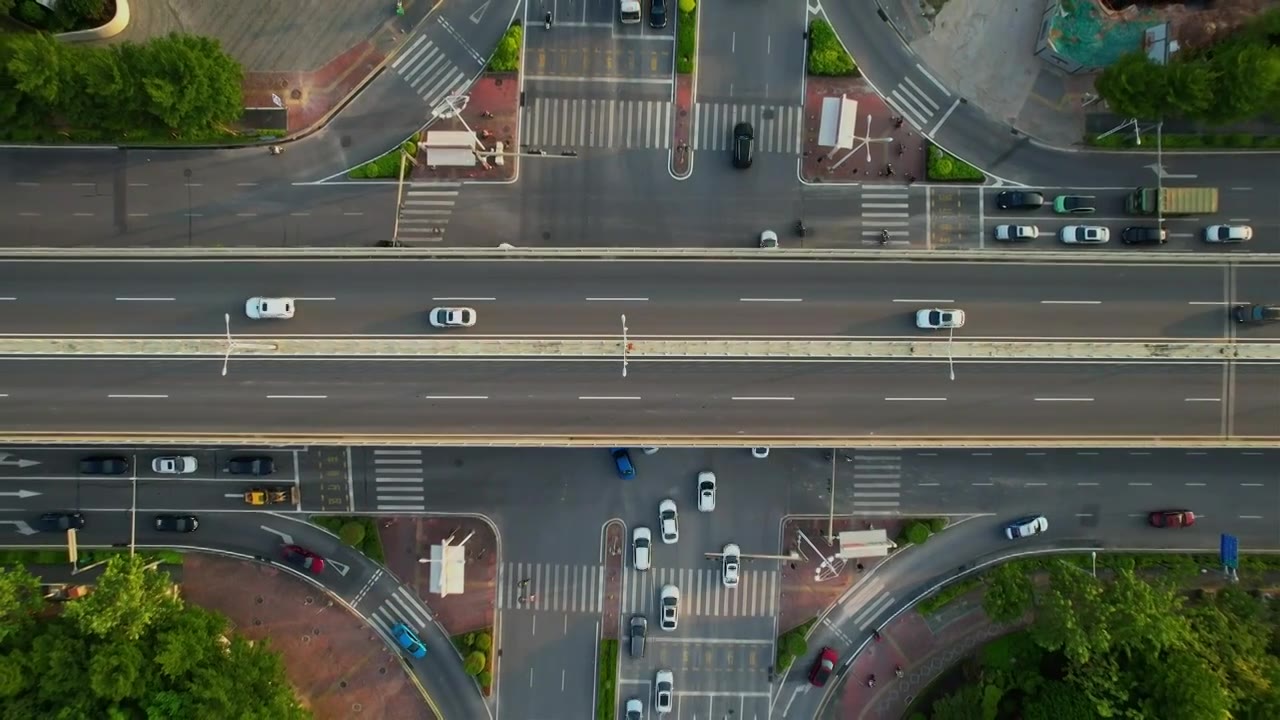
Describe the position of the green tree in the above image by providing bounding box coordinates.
[0,565,42,645]
[131,34,244,132]
[981,562,1032,623]
[678,0,695,12]
[88,640,147,703]
[1095,51,1169,120]
[1162,59,1216,120]
[62,555,180,641]
[1,32,67,111]
[1202,42,1280,124]
[929,683,984,720]
[463,650,486,675]
[1022,679,1098,720]
[489,25,522,72]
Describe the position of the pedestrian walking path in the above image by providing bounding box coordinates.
[396,182,460,243]
[371,449,426,511]
[520,97,673,150]
[885,64,955,136]
[366,584,436,640]
[851,454,903,513]
[692,103,802,154]
[390,34,472,110]
[622,566,779,619]
[498,561,605,613]
[860,190,912,244]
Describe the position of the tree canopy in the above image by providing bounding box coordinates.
[0,556,309,719]
[927,561,1280,720]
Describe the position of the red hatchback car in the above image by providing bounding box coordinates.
[809,647,838,687]
[281,544,326,574]
[1148,510,1196,528]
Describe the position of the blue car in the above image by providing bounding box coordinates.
[612,448,636,480]
[391,622,427,659]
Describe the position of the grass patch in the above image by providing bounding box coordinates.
[348,135,420,179]
[0,549,183,566]
[1086,132,1280,149]
[676,9,697,74]
[488,22,522,72]
[925,145,985,182]
[452,630,495,695]
[806,19,857,77]
[916,577,983,616]
[775,616,817,672]
[595,638,619,720]
[310,515,386,563]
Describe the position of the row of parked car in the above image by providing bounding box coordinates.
[77,454,277,476]
[993,191,1253,245]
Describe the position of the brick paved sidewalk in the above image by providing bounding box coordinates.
[778,516,905,634]
[379,515,498,636]
[182,554,434,720]
[801,77,926,185]
[414,73,520,183]
[602,520,625,640]
[671,75,693,178]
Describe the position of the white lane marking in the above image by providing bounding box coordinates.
[432,297,496,301]
[0,297,14,300]
[739,298,802,302]
[265,395,328,399]
[1076,482,1099,486]
[585,297,649,301]
[1240,483,1265,487]
[892,298,954,303]
[0,394,7,397]
[1184,397,1221,402]
[1024,482,1048,487]
[423,395,489,400]
[885,397,947,401]
[1128,482,1153,486]
[1187,301,1229,305]
[115,297,175,301]
[1034,397,1093,402]
[294,297,337,301]
[1040,300,1102,305]
[1239,515,1263,519]
[1185,482,1206,487]
[731,396,794,401]
[107,394,168,399]
[929,97,962,135]
[578,396,641,400]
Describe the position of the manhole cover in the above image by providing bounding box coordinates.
[313,628,321,635]
[352,704,362,713]
[301,635,311,644]
[304,596,314,606]
[495,78,503,86]
[379,667,387,675]
[542,231,551,240]
[340,681,348,689]
[253,619,261,626]
[290,89,302,100]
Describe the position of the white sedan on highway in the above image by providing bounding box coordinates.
[632,526,652,571]
[1059,225,1110,244]
[915,308,965,330]
[658,499,679,544]
[722,543,741,588]
[993,224,1039,242]
[429,307,477,328]
[1204,225,1253,243]
[152,455,197,474]
[696,471,716,512]
[245,297,294,319]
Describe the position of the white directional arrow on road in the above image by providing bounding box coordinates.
[1144,162,1198,180]
[468,0,490,23]
[0,454,41,469]
[0,520,38,535]
[0,489,41,499]
[326,559,351,577]
[260,526,294,546]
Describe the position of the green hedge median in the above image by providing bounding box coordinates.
[348,135,419,180]
[775,617,816,672]
[1087,132,1280,149]
[925,145,985,182]
[595,639,618,719]
[676,5,697,74]
[807,19,857,76]
[488,23,523,72]
[311,515,386,563]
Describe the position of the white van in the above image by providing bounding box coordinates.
[620,0,641,24]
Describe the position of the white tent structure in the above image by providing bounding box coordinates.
[817,95,859,149]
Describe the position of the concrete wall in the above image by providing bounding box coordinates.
[56,0,130,43]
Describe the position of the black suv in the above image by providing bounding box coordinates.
[227,456,275,475]
[37,512,86,532]
[1121,226,1168,245]
[1233,304,1280,323]
[995,191,1045,210]
[732,122,754,169]
[649,0,667,28]
[79,455,129,475]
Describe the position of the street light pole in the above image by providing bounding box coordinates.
[947,323,956,381]
[222,313,233,377]
[129,454,138,556]
[621,314,629,378]
[183,168,193,246]
[827,450,837,541]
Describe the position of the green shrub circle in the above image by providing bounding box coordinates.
[477,670,492,687]
[463,651,486,675]
[929,517,948,533]
[474,632,492,651]
[905,522,931,545]
[338,521,366,546]
[784,631,807,656]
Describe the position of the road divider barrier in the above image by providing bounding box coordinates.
[0,337,1277,361]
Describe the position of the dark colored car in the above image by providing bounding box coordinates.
[612,448,636,479]
[995,190,1045,210]
[649,0,667,28]
[154,514,199,533]
[37,512,86,532]
[1121,226,1168,245]
[732,122,754,169]
[79,455,129,475]
[809,646,838,687]
[227,455,275,476]
[281,544,325,574]
[1233,304,1280,323]
[1148,510,1195,528]
[629,615,648,658]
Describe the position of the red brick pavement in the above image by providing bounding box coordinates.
[602,520,625,640]
[414,73,520,183]
[671,75,693,178]
[801,77,927,185]
[378,515,498,636]
[243,41,390,136]
[778,516,905,635]
[181,554,434,720]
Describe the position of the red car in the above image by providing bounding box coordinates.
[809,646,838,687]
[1148,510,1196,528]
[281,544,326,574]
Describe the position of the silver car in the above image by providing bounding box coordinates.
[655,669,674,713]
[1059,225,1110,244]
[993,224,1039,241]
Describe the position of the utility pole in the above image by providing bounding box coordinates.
[621,314,629,378]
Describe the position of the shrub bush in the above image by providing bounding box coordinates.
[477,670,492,688]
[677,9,697,74]
[807,19,857,76]
[925,145,985,182]
[928,517,948,533]
[905,521,931,545]
[776,650,795,671]
[488,24,522,72]
[339,521,366,546]
[463,651,486,675]
[474,632,492,651]
[784,631,807,657]
[595,639,618,720]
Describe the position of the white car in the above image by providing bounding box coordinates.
[696,471,716,512]
[429,307,477,328]
[632,526,652,571]
[654,670,674,713]
[642,447,661,455]
[658,499,679,544]
[1004,514,1049,540]
[722,543,741,588]
[1059,225,1110,244]
[1204,225,1253,243]
[152,456,197,474]
[916,308,965,330]
[751,447,770,458]
[659,585,680,630]
[625,698,643,720]
[244,296,294,319]
[759,229,779,248]
[993,224,1039,241]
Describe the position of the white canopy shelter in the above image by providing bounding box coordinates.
[817,95,859,149]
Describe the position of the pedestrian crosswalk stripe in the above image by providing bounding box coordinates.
[397,182,461,242]
[371,449,426,511]
[499,561,604,612]
[620,566,778,619]
[691,103,802,154]
[391,35,471,109]
[521,97,673,150]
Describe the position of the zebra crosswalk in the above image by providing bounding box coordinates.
[396,182,459,242]
[371,449,425,511]
[851,454,903,513]
[367,584,435,639]
[391,33,471,108]
[623,566,778,619]
[499,562,604,613]
[692,103,802,154]
[521,97,673,150]
[861,189,912,243]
